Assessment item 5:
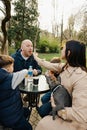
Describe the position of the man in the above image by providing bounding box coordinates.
[12,39,42,75]
[12,39,42,102]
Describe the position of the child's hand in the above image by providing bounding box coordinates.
[45,70,49,76]
[49,71,57,81]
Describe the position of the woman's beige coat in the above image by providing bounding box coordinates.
[34,57,87,130]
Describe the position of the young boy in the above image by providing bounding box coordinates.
[0,55,32,130]
[37,57,61,117]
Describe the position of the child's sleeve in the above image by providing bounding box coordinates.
[12,69,28,89]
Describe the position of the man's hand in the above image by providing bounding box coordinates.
[33,69,38,76]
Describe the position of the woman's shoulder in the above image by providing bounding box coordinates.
[65,66,86,75]
[69,67,87,84]
[74,67,87,76]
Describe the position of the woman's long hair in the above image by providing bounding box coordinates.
[65,40,86,71]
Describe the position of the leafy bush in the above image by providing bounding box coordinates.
[38,32,60,53]
[38,40,49,53]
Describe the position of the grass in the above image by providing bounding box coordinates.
[38,53,60,61]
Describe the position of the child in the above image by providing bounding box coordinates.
[37,57,61,117]
[0,55,32,130]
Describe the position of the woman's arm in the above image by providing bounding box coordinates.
[33,53,64,72]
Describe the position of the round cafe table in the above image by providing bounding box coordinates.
[19,75,50,108]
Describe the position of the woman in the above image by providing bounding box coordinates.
[34,40,87,130]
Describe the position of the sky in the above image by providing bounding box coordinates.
[0,0,86,32]
[38,0,86,32]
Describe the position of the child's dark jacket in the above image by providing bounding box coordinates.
[0,69,23,127]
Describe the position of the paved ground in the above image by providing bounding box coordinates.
[29,108,42,130]
[23,94,43,130]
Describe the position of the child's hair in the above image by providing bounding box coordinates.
[50,57,61,63]
[0,54,14,68]
[50,57,61,77]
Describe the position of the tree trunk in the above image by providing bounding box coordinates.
[0,0,11,54]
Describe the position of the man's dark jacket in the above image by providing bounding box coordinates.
[11,50,42,75]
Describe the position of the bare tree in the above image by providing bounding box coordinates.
[68,15,75,39]
[0,0,11,54]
